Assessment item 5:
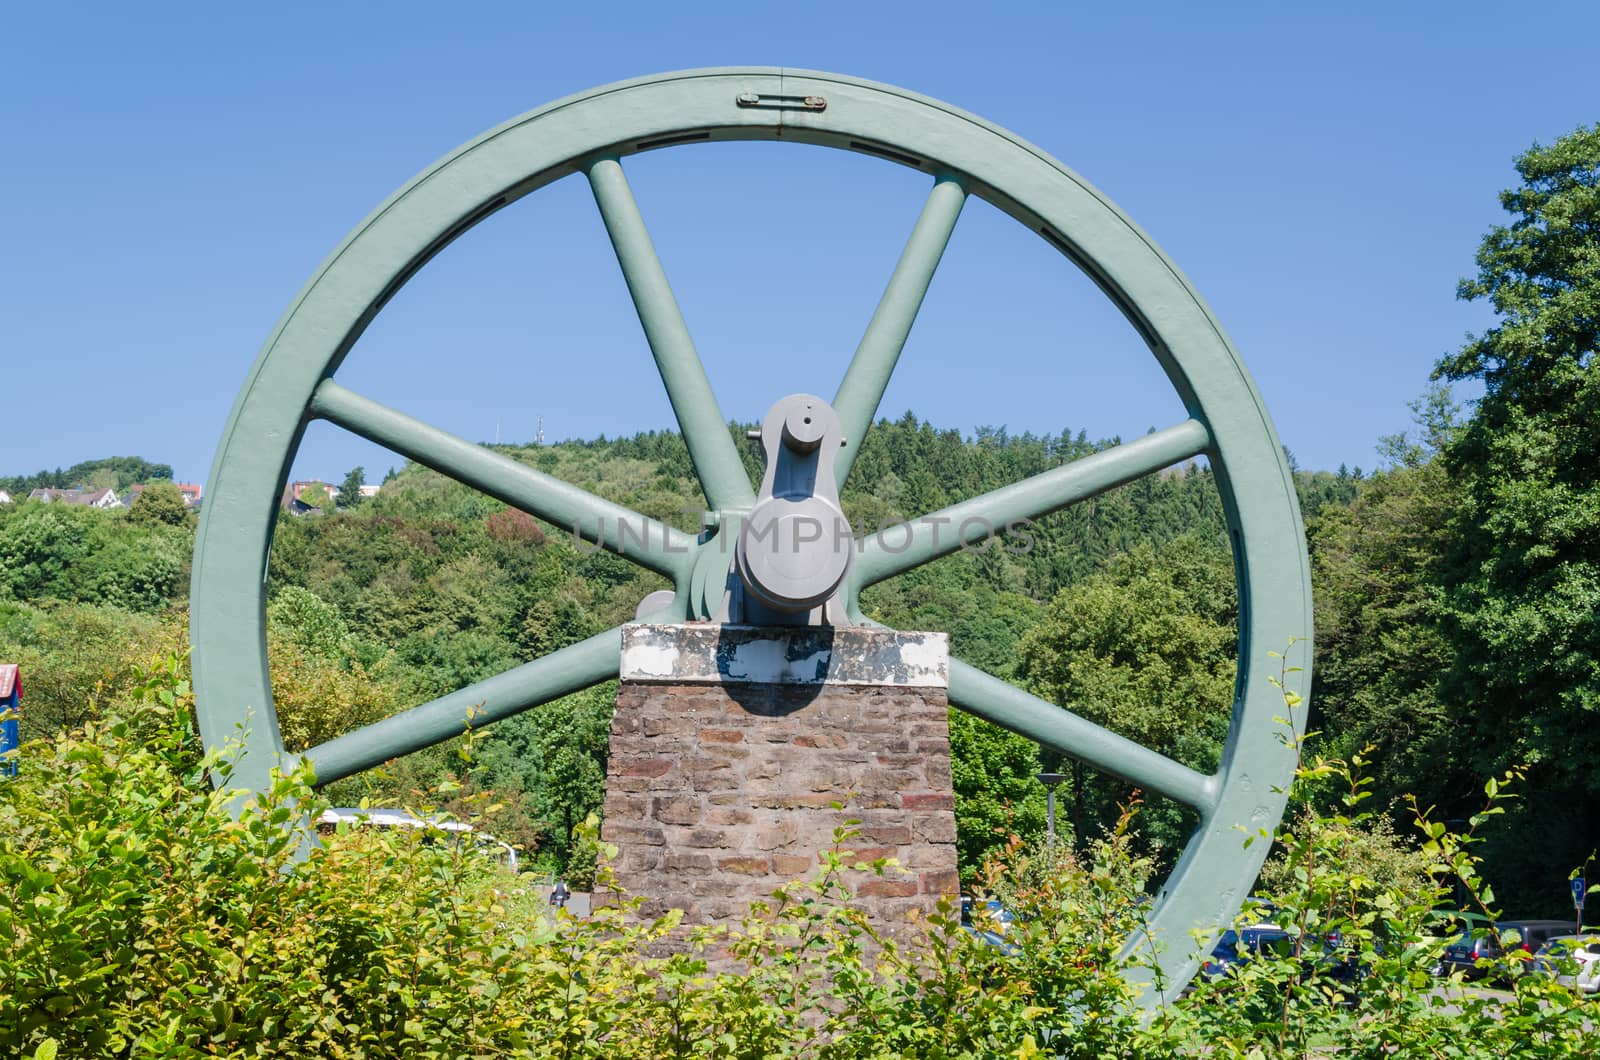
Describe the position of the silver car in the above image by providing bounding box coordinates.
[1530,934,1600,995]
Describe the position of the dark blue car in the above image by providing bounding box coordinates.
[1202,924,1295,979]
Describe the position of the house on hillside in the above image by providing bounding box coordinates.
[0,490,11,504]
[281,480,333,515]
[27,486,120,509]
[126,482,203,508]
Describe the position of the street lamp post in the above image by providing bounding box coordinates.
[1039,772,1067,846]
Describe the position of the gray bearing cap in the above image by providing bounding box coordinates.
[736,394,853,613]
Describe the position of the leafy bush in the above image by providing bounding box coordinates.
[266,635,395,752]
[1167,741,1600,1057]
[0,600,185,739]
[127,482,191,526]
[6,656,1600,1058]
[0,503,190,612]
[2,658,1113,1058]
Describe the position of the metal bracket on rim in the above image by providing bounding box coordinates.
[736,92,826,111]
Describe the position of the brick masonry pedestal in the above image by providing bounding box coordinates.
[601,624,957,942]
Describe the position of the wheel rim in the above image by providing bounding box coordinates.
[191,67,1312,1004]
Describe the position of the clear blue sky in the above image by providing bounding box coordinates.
[4,2,1596,488]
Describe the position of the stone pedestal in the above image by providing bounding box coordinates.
[601,624,956,941]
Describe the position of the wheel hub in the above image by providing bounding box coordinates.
[732,394,853,623]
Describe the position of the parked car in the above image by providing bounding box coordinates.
[1529,934,1600,995]
[1198,923,1377,1004]
[1316,929,1380,996]
[960,895,1017,936]
[1433,919,1573,981]
[1201,923,1297,979]
[961,923,1020,956]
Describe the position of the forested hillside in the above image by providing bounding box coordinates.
[0,407,1578,904]
[0,416,1241,879]
[0,456,175,496]
[2,122,1595,911]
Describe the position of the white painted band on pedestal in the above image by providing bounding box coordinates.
[621,624,949,688]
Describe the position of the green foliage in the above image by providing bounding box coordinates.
[1019,537,1235,756]
[1257,801,1435,900]
[0,502,188,611]
[1428,123,1600,906]
[562,814,602,891]
[0,455,173,496]
[471,685,614,874]
[301,481,335,511]
[267,585,353,660]
[1172,743,1600,1058]
[336,465,367,509]
[847,415,1228,595]
[1017,535,1236,855]
[127,481,190,526]
[1307,387,1463,808]
[0,600,185,739]
[520,594,603,657]
[0,664,1151,1057]
[267,636,395,753]
[1434,122,1600,741]
[1,661,539,1057]
[261,585,396,751]
[392,629,521,700]
[947,711,1047,876]
[0,505,92,599]
[9,660,1600,1057]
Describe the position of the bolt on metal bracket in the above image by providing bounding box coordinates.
[735,92,827,111]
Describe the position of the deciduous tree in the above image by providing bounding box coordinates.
[336,466,367,509]
[1308,386,1462,810]
[128,481,189,526]
[1017,536,1236,856]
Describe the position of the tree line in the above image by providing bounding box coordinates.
[0,456,176,496]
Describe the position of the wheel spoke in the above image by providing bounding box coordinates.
[310,380,695,579]
[855,418,1211,586]
[833,175,966,485]
[586,156,754,513]
[304,624,624,785]
[949,659,1218,815]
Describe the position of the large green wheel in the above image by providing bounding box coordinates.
[192,68,1311,1003]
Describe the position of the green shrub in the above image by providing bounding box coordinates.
[0,600,186,740]
[5,655,1600,1058]
[1164,742,1600,1058]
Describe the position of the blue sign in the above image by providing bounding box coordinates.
[1575,878,1588,909]
[0,663,18,778]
